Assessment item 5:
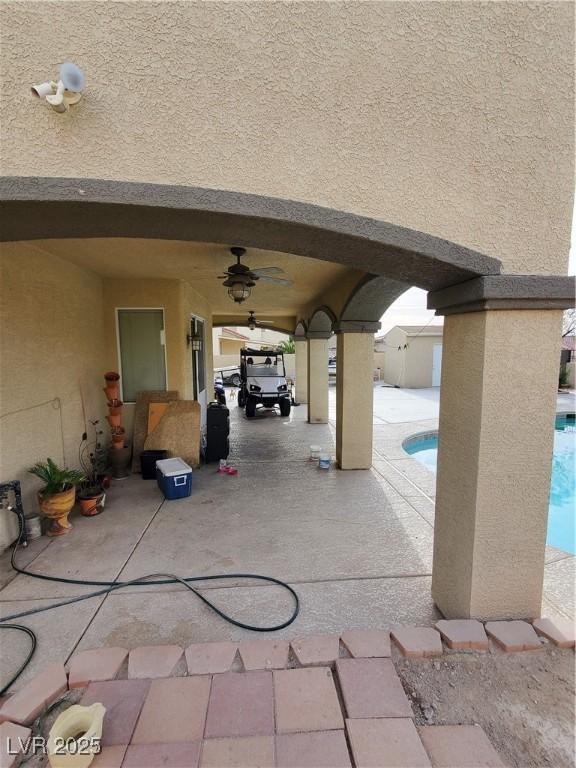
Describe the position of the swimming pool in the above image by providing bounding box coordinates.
[404,415,576,555]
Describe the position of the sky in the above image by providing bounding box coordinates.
[380,205,576,336]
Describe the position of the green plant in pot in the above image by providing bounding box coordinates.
[29,459,85,537]
[78,421,109,516]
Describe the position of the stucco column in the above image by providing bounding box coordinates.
[432,309,563,619]
[294,337,308,404]
[307,334,330,423]
[334,323,380,469]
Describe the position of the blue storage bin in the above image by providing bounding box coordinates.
[156,457,193,500]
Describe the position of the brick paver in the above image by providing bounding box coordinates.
[185,642,238,675]
[128,644,183,679]
[435,620,489,651]
[200,736,275,767]
[205,671,274,738]
[340,630,391,658]
[533,617,575,648]
[0,721,31,768]
[123,742,201,767]
[291,634,340,666]
[276,730,352,768]
[347,718,432,767]
[0,663,67,725]
[336,658,413,719]
[418,725,505,767]
[131,677,211,744]
[485,621,542,652]
[274,667,344,733]
[239,639,290,670]
[81,679,150,746]
[68,647,128,688]
[391,627,443,658]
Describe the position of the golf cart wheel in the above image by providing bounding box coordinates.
[245,397,257,418]
[231,374,241,387]
[280,398,291,417]
[238,389,245,407]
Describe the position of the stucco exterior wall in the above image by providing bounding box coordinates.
[1,1,573,275]
[405,336,443,388]
[0,243,105,548]
[220,339,244,357]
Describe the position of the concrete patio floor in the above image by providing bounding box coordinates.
[1,385,574,692]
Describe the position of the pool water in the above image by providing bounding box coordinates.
[405,416,576,555]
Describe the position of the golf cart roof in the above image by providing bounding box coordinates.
[240,348,284,357]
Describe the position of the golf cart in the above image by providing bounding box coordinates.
[238,348,291,418]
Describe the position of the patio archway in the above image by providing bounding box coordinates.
[2,175,574,621]
[0,177,501,291]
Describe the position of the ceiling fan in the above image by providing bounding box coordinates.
[220,247,293,304]
[247,311,277,331]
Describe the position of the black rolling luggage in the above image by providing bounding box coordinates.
[205,402,230,463]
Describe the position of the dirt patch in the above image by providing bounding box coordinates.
[395,646,575,768]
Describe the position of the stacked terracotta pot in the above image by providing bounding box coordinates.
[103,372,125,449]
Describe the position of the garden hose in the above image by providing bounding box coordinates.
[0,507,300,695]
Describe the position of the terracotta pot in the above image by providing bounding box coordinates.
[107,400,123,415]
[103,385,120,401]
[107,413,122,428]
[104,371,120,382]
[79,491,106,517]
[37,486,75,537]
[109,445,132,478]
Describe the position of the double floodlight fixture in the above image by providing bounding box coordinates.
[32,62,86,113]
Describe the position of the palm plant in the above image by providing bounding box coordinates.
[279,337,295,354]
[29,458,85,497]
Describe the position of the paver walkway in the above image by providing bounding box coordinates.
[1,633,513,768]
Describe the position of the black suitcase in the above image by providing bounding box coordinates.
[205,402,230,463]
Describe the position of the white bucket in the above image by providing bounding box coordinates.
[310,445,322,460]
[25,515,42,540]
[318,454,331,470]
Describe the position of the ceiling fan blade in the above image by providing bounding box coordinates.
[251,266,285,276]
[256,275,293,287]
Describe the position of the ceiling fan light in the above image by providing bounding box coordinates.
[228,281,251,303]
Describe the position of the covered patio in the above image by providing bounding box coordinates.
[2,385,574,692]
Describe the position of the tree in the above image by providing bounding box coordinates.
[562,308,576,337]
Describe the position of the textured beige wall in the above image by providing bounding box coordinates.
[220,339,244,357]
[0,243,105,547]
[336,333,374,469]
[405,336,442,388]
[1,1,573,275]
[433,309,562,618]
[307,338,329,424]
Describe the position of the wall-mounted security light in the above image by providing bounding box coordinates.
[32,62,86,113]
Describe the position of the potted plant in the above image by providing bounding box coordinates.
[29,459,85,536]
[103,371,121,401]
[78,421,109,516]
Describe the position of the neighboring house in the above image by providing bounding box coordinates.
[378,325,444,388]
[212,326,287,356]
[214,327,251,356]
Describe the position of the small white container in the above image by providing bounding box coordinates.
[318,454,331,469]
[310,445,322,460]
